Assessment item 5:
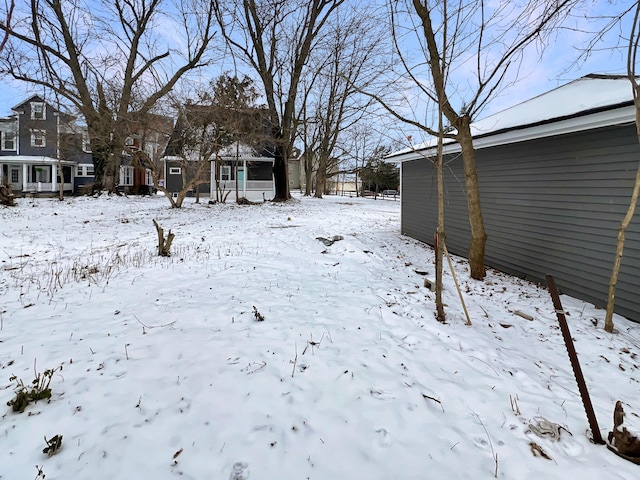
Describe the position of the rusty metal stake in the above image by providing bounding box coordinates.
[546,274,605,445]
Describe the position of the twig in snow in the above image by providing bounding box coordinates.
[422,393,445,413]
[291,343,298,378]
[241,361,266,374]
[514,310,534,321]
[468,355,500,376]
[302,332,325,355]
[471,410,498,477]
[510,394,521,416]
[134,315,176,330]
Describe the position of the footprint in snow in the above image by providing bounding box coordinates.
[376,428,392,448]
[369,388,395,400]
[229,462,249,480]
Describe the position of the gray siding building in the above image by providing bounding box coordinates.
[389,74,640,322]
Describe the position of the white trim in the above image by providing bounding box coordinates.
[391,105,636,162]
[120,165,134,186]
[30,129,46,148]
[0,155,76,166]
[1,130,16,150]
[169,167,181,175]
[30,101,46,120]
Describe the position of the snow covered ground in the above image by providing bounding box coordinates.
[1,193,639,479]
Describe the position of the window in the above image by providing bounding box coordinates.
[220,165,231,181]
[1,131,16,151]
[145,169,153,186]
[30,129,46,147]
[120,166,134,186]
[82,132,91,153]
[11,169,19,183]
[77,164,94,177]
[169,167,181,175]
[31,102,46,120]
[32,166,51,183]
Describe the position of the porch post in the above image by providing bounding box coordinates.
[210,160,215,201]
[22,164,28,192]
[52,164,58,192]
[243,158,247,199]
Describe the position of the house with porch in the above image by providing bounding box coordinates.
[0,95,89,196]
[387,74,640,322]
[162,104,275,202]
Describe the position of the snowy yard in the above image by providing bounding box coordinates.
[1,193,639,479]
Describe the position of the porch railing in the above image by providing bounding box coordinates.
[218,180,273,191]
[23,182,73,192]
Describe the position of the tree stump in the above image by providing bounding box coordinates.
[607,400,640,464]
[153,219,175,257]
[0,184,16,206]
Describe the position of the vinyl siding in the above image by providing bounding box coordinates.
[401,123,640,322]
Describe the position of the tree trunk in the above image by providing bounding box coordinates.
[457,118,487,280]
[58,162,64,201]
[91,148,107,195]
[273,144,291,201]
[435,106,446,321]
[314,156,327,199]
[435,230,445,321]
[305,155,314,196]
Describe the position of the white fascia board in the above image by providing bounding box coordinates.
[0,155,76,166]
[392,105,636,162]
[220,156,274,162]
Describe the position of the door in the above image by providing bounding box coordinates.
[237,166,245,190]
[10,167,21,190]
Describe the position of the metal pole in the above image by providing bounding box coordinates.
[546,274,605,445]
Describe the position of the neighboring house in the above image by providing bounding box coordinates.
[388,74,640,322]
[162,105,275,202]
[76,113,174,194]
[0,95,89,196]
[163,141,275,202]
[0,94,166,196]
[120,114,174,194]
[296,154,341,194]
[288,157,301,191]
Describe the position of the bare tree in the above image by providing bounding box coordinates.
[371,0,577,279]
[299,6,385,199]
[340,121,389,197]
[0,0,14,54]
[215,0,345,201]
[0,0,217,194]
[605,4,640,333]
